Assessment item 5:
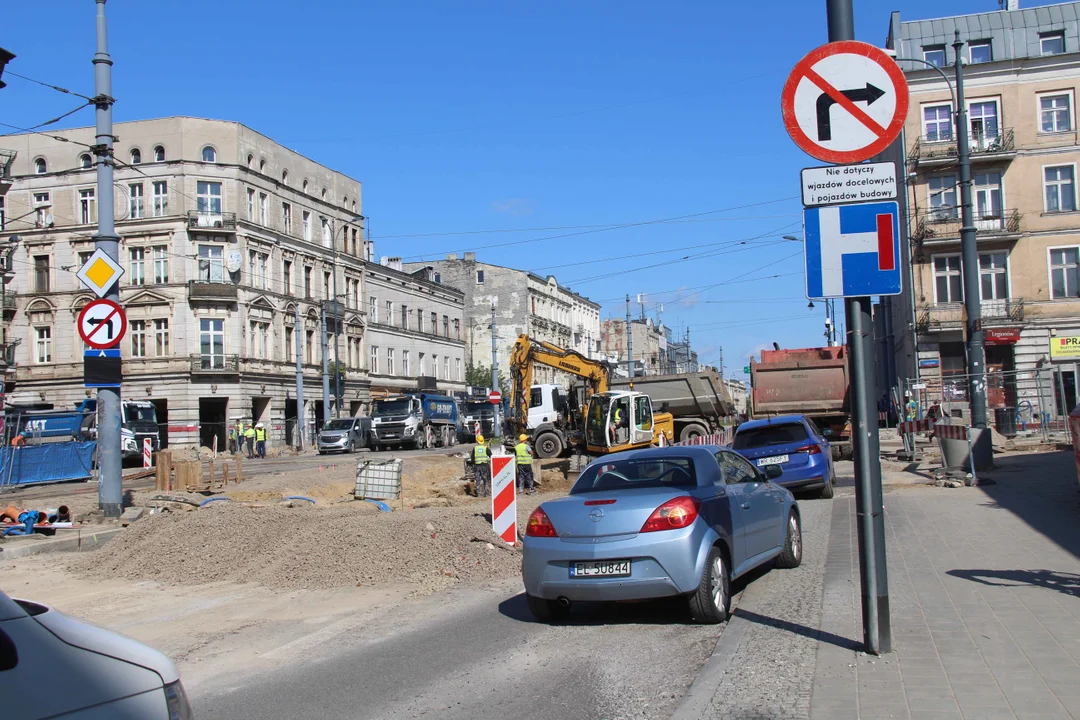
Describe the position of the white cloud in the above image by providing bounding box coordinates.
[491,198,536,216]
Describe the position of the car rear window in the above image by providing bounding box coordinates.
[732,423,809,449]
[570,457,696,494]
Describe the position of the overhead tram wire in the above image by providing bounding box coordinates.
[3,71,95,101]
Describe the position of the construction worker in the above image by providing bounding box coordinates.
[515,434,534,494]
[228,423,238,454]
[243,423,256,459]
[255,423,267,458]
[473,434,491,497]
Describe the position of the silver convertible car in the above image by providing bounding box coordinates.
[522,445,802,623]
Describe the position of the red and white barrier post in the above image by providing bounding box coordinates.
[491,455,517,545]
[142,437,153,468]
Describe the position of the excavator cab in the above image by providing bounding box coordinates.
[584,391,665,453]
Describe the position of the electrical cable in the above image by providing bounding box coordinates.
[3,71,95,101]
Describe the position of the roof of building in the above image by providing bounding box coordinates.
[887,2,1080,71]
[402,256,599,308]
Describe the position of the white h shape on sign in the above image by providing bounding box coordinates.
[818,205,880,297]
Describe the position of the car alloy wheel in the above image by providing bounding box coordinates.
[776,511,803,569]
[789,516,801,562]
[710,555,727,612]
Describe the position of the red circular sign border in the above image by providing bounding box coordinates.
[488,391,503,405]
[781,40,910,165]
[77,298,128,350]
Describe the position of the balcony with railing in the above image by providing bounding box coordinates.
[187,280,238,302]
[186,211,237,232]
[911,208,1021,244]
[2,292,15,320]
[189,354,240,375]
[909,127,1016,167]
[916,297,1024,332]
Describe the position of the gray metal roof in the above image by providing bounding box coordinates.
[886,2,1080,71]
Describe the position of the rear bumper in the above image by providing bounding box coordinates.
[521,522,715,601]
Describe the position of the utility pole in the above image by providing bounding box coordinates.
[320,303,330,429]
[92,0,121,518]
[294,302,305,450]
[718,346,723,378]
[825,0,892,656]
[490,301,500,436]
[625,295,634,378]
[954,33,987,430]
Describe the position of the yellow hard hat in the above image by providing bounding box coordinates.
[519,434,528,442]
[476,434,485,443]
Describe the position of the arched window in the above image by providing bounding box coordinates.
[34,157,47,174]
[352,200,357,212]
[153,145,165,162]
[246,154,254,168]
[342,195,348,207]
[79,154,93,169]
[259,159,266,172]
[321,188,327,199]
[282,170,289,185]
[129,148,141,165]
[201,146,217,163]
[302,179,309,193]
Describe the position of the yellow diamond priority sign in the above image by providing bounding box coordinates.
[75,248,124,298]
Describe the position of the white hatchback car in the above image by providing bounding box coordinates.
[0,589,193,718]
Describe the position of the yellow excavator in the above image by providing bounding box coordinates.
[509,334,674,458]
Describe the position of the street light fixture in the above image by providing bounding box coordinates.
[782,234,801,242]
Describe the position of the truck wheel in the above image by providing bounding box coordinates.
[535,432,563,459]
[679,423,708,444]
[831,445,841,462]
[840,445,853,461]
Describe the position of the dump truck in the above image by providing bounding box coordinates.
[609,369,736,444]
[370,393,459,450]
[749,345,851,460]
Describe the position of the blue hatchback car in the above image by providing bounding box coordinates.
[732,415,836,498]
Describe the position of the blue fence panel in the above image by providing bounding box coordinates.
[0,442,96,488]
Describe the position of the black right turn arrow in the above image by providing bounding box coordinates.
[816,83,886,141]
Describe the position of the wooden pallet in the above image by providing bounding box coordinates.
[154,451,244,492]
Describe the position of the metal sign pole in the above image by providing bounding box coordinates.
[827,0,892,656]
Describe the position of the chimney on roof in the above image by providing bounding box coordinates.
[1005,0,1018,10]
[447,253,458,260]
[387,257,403,272]
[463,252,476,262]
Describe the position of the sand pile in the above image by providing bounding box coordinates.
[67,500,533,594]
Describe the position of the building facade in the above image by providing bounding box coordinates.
[0,117,368,450]
[887,2,1080,420]
[363,258,466,398]
[401,253,601,387]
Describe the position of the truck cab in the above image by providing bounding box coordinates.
[371,393,458,450]
[584,391,673,454]
[77,399,160,459]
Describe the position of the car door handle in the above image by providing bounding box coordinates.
[741,503,751,510]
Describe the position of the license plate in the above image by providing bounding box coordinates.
[757,454,789,466]
[569,560,631,578]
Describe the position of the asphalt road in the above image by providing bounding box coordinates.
[192,578,727,720]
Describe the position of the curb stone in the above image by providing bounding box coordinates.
[0,526,124,560]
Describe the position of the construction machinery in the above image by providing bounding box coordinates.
[609,369,736,443]
[509,334,674,458]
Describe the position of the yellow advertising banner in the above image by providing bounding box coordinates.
[1050,335,1080,359]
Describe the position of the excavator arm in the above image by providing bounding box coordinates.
[509,334,610,435]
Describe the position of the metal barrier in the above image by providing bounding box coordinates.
[933,421,978,487]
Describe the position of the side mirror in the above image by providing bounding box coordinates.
[763,464,783,480]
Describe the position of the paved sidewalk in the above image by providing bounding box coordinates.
[812,452,1080,719]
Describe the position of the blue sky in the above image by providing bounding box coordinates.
[0,1,1039,377]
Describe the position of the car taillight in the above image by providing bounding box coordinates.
[526,507,558,537]
[640,496,701,533]
[794,444,822,455]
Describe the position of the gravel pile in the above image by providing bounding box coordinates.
[68,501,530,594]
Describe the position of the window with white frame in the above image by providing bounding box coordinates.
[979,252,1009,300]
[197,245,224,283]
[386,300,393,323]
[153,145,165,162]
[201,146,217,163]
[302,211,311,241]
[304,266,313,297]
[370,345,379,374]
[969,40,992,64]
[34,157,47,174]
[154,319,169,356]
[249,321,270,359]
[476,269,485,284]
[1050,247,1080,298]
[923,104,952,142]
[455,357,462,382]
[432,354,438,379]
[247,250,269,289]
[152,181,168,216]
[129,247,145,286]
[283,260,293,294]
[923,45,946,67]
[282,202,292,234]
[246,188,255,220]
[370,296,377,322]
[443,315,449,337]
[33,192,49,227]
[284,325,294,362]
[443,356,449,380]
[973,171,1002,219]
[259,193,268,225]
[418,352,425,376]
[453,318,460,339]
[431,312,438,335]
[128,183,144,219]
[0,196,5,230]
[79,154,92,169]
[196,181,222,217]
[934,255,963,303]
[1041,31,1065,56]
[130,148,141,165]
[968,100,999,145]
[402,350,411,376]
[1045,165,1077,212]
[323,271,331,300]
[153,246,169,284]
[321,217,331,246]
[79,188,96,224]
[928,174,958,219]
[200,318,225,369]
[401,304,409,330]
[130,320,147,357]
[306,330,315,364]
[1040,93,1072,133]
[35,326,52,363]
